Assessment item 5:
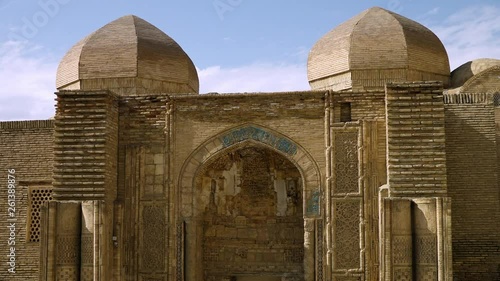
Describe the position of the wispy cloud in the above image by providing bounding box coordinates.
[0,41,56,121]
[198,62,309,93]
[417,6,440,21]
[0,40,311,121]
[430,5,500,70]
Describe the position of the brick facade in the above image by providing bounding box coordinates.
[0,6,499,281]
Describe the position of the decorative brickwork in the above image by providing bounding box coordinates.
[80,234,93,281]
[393,268,412,281]
[333,131,359,194]
[176,222,184,281]
[392,236,412,264]
[415,236,437,265]
[316,220,324,281]
[56,235,80,265]
[141,204,166,272]
[332,200,361,270]
[80,267,93,281]
[28,187,53,242]
[329,125,364,278]
[56,266,78,281]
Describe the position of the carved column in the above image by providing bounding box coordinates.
[80,202,94,281]
[330,124,364,280]
[381,198,413,280]
[54,202,82,281]
[304,218,316,281]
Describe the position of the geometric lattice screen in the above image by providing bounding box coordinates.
[28,187,53,242]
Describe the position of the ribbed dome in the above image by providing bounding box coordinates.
[307,7,450,91]
[56,15,199,95]
[450,58,500,88]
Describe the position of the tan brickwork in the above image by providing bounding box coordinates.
[56,15,199,95]
[385,82,447,195]
[0,120,54,280]
[444,94,500,281]
[53,91,119,201]
[308,7,450,91]
[450,58,500,88]
[1,7,500,281]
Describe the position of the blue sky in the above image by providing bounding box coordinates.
[0,0,499,120]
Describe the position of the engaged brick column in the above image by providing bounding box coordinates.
[52,91,118,281]
[53,90,118,200]
[385,81,447,196]
[383,82,453,280]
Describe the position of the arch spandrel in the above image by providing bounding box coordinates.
[178,124,323,218]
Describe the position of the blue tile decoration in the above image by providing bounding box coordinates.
[220,126,298,156]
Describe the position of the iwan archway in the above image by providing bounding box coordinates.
[177,125,323,281]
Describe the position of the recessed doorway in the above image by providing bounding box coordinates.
[196,145,304,280]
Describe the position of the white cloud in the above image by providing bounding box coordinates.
[430,5,500,70]
[0,41,56,121]
[0,41,311,121]
[198,62,310,94]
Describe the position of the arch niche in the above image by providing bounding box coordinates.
[177,125,322,281]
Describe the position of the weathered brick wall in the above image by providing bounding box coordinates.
[444,93,500,281]
[200,148,304,279]
[330,90,386,122]
[0,120,54,281]
[172,91,326,280]
[118,95,168,145]
[118,95,170,280]
[171,91,328,187]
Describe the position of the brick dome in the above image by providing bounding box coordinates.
[450,58,500,88]
[307,7,450,91]
[56,15,199,95]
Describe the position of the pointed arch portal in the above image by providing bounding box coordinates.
[177,125,322,281]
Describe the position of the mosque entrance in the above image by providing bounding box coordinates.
[195,145,305,280]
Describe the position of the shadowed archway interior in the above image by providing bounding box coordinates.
[196,145,305,281]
